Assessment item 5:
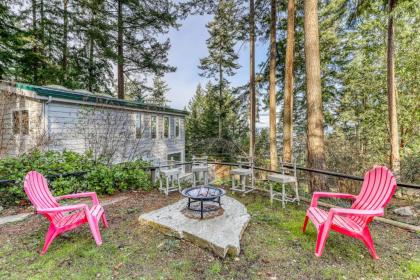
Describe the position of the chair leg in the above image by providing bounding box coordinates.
[101,212,109,228]
[177,174,181,192]
[315,224,331,257]
[232,175,235,191]
[165,177,169,196]
[282,184,286,208]
[295,181,300,205]
[41,225,59,255]
[270,184,273,205]
[360,227,379,260]
[87,216,102,246]
[302,215,309,233]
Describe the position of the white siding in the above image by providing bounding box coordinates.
[46,101,185,163]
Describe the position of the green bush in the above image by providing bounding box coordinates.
[0,150,152,206]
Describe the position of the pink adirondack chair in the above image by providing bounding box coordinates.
[23,171,109,255]
[302,166,397,259]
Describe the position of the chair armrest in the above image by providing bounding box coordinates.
[310,192,357,207]
[37,204,88,214]
[330,208,384,217]
[56,192,100,205]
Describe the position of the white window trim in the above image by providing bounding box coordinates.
[151,115,158,139]
[135,112,142,139]
[163,116,170,139]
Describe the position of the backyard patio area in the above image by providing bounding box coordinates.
[0,190,418,280]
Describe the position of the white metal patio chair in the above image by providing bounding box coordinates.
[267,159,300,208]
[231,156,255,194]
[158,159,181,195]
[192,156,209,187]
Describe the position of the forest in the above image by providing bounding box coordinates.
[0,0,419,186]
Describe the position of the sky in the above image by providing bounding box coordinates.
[164,15,271,128]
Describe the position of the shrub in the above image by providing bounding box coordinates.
[0,150,152,206]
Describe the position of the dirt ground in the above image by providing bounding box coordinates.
[0,189,419,279]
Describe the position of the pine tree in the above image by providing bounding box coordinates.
[199,0,240,139]
[111,0,178,99]
[304,0,327,192]
[268,0,278,170]
[149,75,169,107]
[282,0,296,164]
[0,1,24,79]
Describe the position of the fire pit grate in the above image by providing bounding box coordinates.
[181,185,226,219]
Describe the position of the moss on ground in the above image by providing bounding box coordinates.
[0,190,418,279]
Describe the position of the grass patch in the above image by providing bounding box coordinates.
[0,190,418,279]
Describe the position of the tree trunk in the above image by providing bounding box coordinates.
[32,0,37,83]
[62,0,69,82]
[387,0,400,176]
[304,0,327,192]
[269,0,278,170]
[40,0,44,44]
[88,36,94,92]
[117,0,124,99]
[249,0,256,159]
[219,63,223,139]
[283,0,295,164]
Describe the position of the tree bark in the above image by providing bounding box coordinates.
[88,35,94,92]
[32,0,38,83]
[219,62,223,139]
[269,0,278,170]
[387,0,400,176]
[249,0,256,159]
[282,0,295,164]
[117,0,124,99]
[40,0,44,44]
[304,0,327,192]
[62,0,69,82]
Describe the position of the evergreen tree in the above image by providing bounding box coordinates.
[111,0,178,99]
[149,75,170,107]
[199,0,240,139]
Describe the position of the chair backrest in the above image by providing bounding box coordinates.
[192,155,208,167]
[350,166,397,225]
[24,171,59,211]
[279,159,297,177]
[237,156,253,169]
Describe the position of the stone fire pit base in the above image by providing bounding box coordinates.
[138,196,250,258]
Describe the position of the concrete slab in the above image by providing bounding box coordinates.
[139,196,250,258]
[0,213,33,226]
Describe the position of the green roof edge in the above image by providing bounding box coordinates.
[15,82,188,115]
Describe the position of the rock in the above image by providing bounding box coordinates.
[393,206,417,217]
[0,212,33,225]
[139,196,250,258]
[0,206,3,213]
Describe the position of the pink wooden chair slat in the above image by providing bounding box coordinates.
[23,171,109,255]
[302,166,397,259]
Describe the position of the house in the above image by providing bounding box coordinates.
[0,81,187,164]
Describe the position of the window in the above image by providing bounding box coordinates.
[163,116,169,138]
[151,115,157,139]
[175,118,180,138]
[167,152,181,162]
[135,113,142,139]
[13,110,29,135]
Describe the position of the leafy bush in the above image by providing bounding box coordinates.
[0,150,152,206]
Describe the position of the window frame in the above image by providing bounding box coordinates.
[12,110,29,136]
[135,113,142,139]
[163,116,170,139]
[175,118,180,138]
[151,115,157,139]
